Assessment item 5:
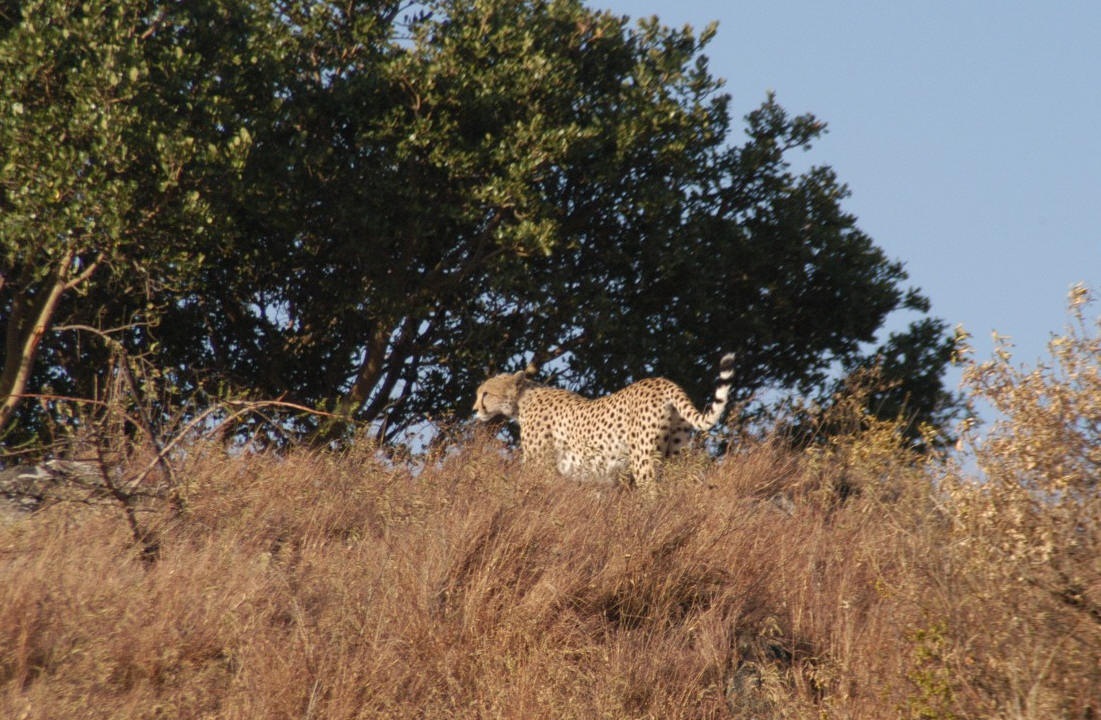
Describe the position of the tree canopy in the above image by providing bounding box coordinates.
[1,0,959,450]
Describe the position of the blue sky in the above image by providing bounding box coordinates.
[597,0,1101,392]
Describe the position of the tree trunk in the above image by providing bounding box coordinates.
[334,320,395,420]
[0,249,99,435]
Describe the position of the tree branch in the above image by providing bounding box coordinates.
[0,249,78,433]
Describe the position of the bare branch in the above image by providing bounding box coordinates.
[54,320,158,338]
[61,251,104,291]
[123,399,343,492]
[527,331,589,376]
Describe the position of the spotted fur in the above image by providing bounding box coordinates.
[474,353,736,491]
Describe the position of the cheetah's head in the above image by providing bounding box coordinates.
[473,371,527,421]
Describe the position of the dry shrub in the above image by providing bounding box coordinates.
[938,284,1101,719]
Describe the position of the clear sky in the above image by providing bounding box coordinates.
[597,0,1101,391]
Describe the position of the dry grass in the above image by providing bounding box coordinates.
[0,436,902,719]
[2,290,1099,719]
[5,429,1093,720]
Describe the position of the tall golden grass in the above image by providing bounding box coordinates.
[2,288,1099,719]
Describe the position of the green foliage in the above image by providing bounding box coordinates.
[1,0,958,447]
[830,317,962,448]
[0,0,256,443]
[903,621,959,720]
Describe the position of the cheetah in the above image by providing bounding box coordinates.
[474,353,736,490]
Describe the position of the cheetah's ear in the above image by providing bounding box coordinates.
[523,361,539,379]
[512,370,528,385]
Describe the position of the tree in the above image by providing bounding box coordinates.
[0,0,263,446]
[2,0,960,449]
[132,0,744,440]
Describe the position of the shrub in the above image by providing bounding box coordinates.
[942,284,1101,719]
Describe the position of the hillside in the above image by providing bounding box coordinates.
[1,426,1097,718]
[2,290,1099,719]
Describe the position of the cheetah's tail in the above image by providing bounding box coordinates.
[696,352,737,430]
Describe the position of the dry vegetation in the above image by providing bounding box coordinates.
[2,289,1100,719]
